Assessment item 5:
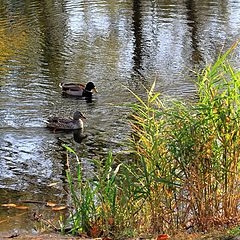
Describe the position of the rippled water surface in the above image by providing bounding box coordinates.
[1,0,240,233]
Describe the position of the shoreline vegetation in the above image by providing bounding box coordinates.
[59,42,240,239]
[2,42,239,240]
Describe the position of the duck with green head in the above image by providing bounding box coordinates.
[60,82,97,97]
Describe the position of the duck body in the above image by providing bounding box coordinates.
[60,82,97,97]
[46,111,85,130]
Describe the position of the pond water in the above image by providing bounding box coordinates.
[0,0,240,234]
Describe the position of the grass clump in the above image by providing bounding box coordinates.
[61,42,240,239]
[128,41,240,233]
[61,146,123,238]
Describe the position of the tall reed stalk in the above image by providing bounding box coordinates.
[128,42,240,232]
[62,42,240,238]
[63,146,124,237]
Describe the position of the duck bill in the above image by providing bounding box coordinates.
[93,87,98,93]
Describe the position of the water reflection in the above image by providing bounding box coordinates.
[73,129,87,143]
[47,128,87,144]
[132,0,143,76]
[185,0,203,63]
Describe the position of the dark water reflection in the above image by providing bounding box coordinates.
[0,0,240,233]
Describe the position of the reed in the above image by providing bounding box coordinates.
[62,42,240,238]
[62,145,96,235]
[62,146,125,237]
[128,41,240,232]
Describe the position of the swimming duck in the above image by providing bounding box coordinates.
[45,111,86,130]
[60,82,97,97]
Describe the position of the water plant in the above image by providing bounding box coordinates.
[127,41,240,232]
[62,145,123,238]
[61,42,240,238]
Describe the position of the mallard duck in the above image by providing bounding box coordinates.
[60,82,97,97]
[46,111,86,130]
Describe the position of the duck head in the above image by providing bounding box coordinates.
[85,82,98,93]
[73,111,86,120]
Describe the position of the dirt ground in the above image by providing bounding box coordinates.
[0,234,239,240]
[0,231,239,240]
[0,232,87,240]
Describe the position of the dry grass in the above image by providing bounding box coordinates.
[60,42,240,239]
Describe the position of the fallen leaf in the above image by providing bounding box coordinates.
[52,206,67,211]
[1,203,17,207]
[156,234,170,240]
[15,205,29,210]
[47,182,58,187]
[89,223,101,237]
[46,202,57,207]
[108,217,114,225]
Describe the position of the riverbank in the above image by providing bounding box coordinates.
[0,231,239,240]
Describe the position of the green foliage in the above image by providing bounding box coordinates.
[63,145,95,235]
[228,226,240,236]
[61,42,240,238]
[62,146,123,237]
[128,41,240,232]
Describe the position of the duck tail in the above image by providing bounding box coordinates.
[59,82,63,88]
